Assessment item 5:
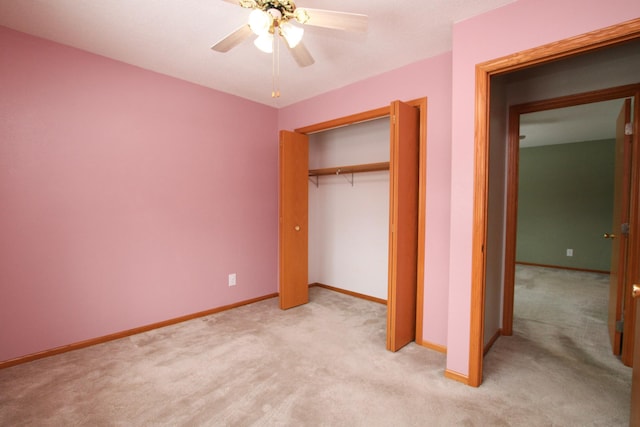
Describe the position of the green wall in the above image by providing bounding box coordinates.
[516,139,615,272]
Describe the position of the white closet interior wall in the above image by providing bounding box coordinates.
[308,117,390,300]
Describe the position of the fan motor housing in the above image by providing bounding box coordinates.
[258,0,296,15]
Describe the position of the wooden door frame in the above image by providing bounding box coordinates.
[469,18,640,387]
[632,294,640,427]
[502,84,640,344]
[295,97,428,346]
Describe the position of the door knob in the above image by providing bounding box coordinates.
[603,233,616,239]
[294,225,301,231]
[633,284,640,299]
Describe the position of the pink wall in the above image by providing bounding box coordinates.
[0,27,279,362]
[279,52,454,349]
[447,0,640,376]
[4,0,639,376]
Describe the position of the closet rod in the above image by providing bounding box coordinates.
[308,161,390,177]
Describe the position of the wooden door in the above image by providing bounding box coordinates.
[608,99,632,356]
[631,285,640,426]
[627,93,640,425]
[387,100,420,352]
[279,130,309,309]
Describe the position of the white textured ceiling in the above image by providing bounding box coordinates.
[1,0,627,145]
[520,99,627,148]
[0,0,516,107]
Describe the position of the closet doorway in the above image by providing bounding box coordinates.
[279,98,427,352]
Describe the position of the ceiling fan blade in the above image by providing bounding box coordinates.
[211,25,253,52]
[287,41,315,67]
[300,8,368,33]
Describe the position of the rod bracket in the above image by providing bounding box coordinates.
[336,168,354,186]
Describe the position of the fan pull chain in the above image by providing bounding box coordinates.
[272,31,280,98]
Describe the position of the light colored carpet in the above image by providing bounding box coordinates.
[0,266,632,426]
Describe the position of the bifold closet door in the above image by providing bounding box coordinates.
[279,130,309,310]
[387,100,420,352]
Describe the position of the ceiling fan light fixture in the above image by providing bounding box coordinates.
[293,8,310,24]
[254,33,274,53]
[211,1,369,98]
[279,21,304,48]
[248,9,272,36]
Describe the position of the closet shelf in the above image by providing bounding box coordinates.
[308,162,389,187]
[308,162,390,177]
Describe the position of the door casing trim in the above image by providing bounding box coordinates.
[470,17,640,387]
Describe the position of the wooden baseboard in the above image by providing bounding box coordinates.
[309,283,387,305]
[515,261,609,275]
[418,340,447,354]
[483,329,502,355]
[444,369,470,385]
[0,292,279,370]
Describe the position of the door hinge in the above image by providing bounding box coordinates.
[621,223,630,236]
[625,123,633,136]
[616,320,624,333]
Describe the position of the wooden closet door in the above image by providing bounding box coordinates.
[279,130,309,309]
[387,100,420,351]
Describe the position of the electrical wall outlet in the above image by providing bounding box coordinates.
[566,249,573,257]
[228,273,236,287]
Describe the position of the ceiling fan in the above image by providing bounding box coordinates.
[211,0,368,69]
